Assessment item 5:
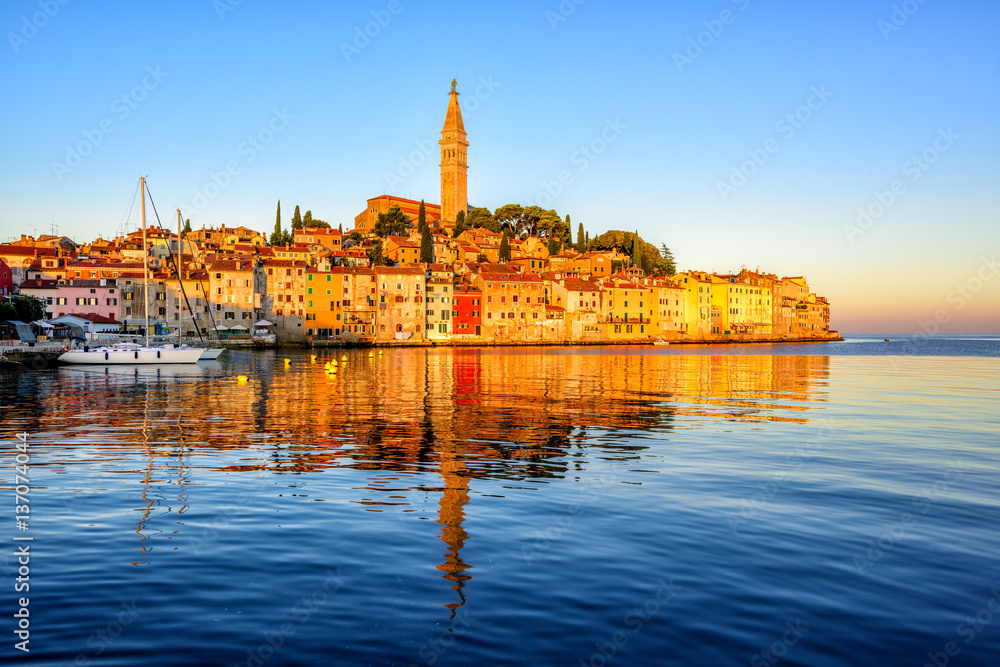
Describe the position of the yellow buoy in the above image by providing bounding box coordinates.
[341,355,348,361]
[368,351,374,358]
[378,350,383,356]
[237,375,248,383]
[310,355,317,362]
[331,360,338,366]
[284,358,291,364]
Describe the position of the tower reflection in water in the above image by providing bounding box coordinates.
[47,351,829,611]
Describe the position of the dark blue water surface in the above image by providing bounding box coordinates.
[1,335,998,666]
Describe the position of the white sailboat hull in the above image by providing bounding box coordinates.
[58,347,204,365]
[198,348,225,360]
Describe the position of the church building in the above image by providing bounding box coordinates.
[354,80,468,233]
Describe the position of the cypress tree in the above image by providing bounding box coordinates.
[338,223,343,234]
[273,201,281,238]
[418,199,427,233]
[420,218,434,263]
[499,234,511,262]
[292,205,302,230]
[633,231,643,271]
[577,221,585,252]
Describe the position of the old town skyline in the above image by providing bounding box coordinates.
[2,2,997,333]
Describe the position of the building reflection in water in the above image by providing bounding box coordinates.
[32,351,829,611]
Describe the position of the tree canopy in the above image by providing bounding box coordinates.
[367,239,394,266]
[452,210,468,238]
[373,206,411,238]
[466,206,494,231]
[499,235,511,262]
[589,230,675,276]
[0,295,45,322]
[660,244,677,275]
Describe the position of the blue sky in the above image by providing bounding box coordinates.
[1,0,997,332]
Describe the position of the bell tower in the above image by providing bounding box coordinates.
[439,79,468,225]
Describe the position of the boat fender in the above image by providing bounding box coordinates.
[157,350,161,359]
[134,350,139,359]
[104,352,109,361]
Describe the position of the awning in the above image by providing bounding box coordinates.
[7,321,36,342]
[35,321,55,328]
[253,319,274,327]
[229,324,248,331]
[213,325,230,331]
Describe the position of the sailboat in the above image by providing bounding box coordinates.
[170,208,225,360]
[58,177,203,365]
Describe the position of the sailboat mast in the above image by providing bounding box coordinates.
[141,176,149,345]
[177,209,182,345]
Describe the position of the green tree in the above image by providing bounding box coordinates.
[338,223,343,234]
[271,201,282,245]
[419,216,434,263]
[499,234,511,262]
[1,295,45,322]
[417,200,427,233]
[452,210,467,238]
[494,204,526,235]
[632,230,643,271]
[476,252,487,263]
[576,221,586,253]
[585,231,590,247]
[589,230,668,276]
[367,239,395,267]
[547,237,559,255]
[303,210,313,228]
[269,202,293,247]
[373,206,411,238]
[291,205,302,230]
[466,206,495,231]
[660,244,677,275]
[182,218,192,237]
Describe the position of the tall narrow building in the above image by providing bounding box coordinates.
[439,79,468,225]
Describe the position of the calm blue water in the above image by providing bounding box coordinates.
[1,335,998,666]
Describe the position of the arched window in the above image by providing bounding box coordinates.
[396,324,402,332]
[379,324,386,333]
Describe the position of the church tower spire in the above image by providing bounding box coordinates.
[439,79,468,225]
